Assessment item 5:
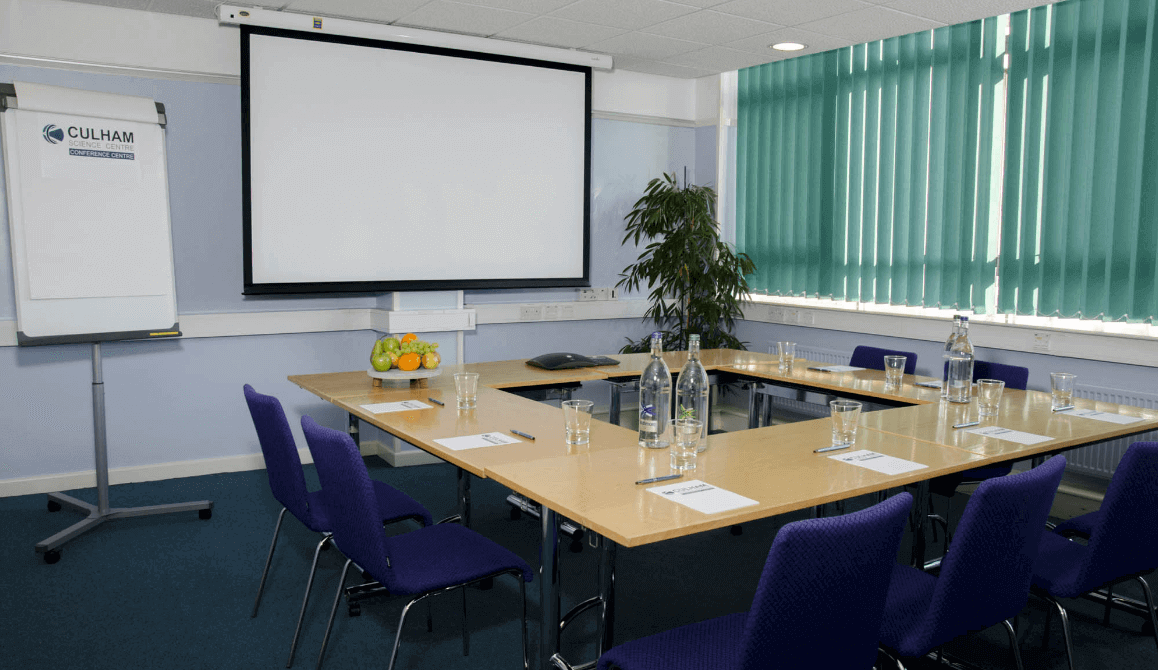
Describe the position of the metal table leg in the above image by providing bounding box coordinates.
[910,479,931,568]
[607,380,635,427]
[347,412,360,448]
[458,468,471,529]
[539,504,560,670]
[596,538,618,658]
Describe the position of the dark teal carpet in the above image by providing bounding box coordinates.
[3,459,1155,669]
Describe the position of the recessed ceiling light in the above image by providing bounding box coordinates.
[771,42,806,51]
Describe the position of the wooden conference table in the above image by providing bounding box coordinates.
[289,350,1158,670]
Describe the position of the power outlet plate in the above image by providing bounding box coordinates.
[1032,332,1051,352]
[519,305,542,321]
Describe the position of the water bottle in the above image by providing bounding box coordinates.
[941,315,962,399]
[946,316,975,403]
[638,332,672,449]
[675,334,710,454]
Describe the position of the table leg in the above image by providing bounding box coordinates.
[747,383,763,429]
[347,413,360,448]
[909,479,930,567]
[596,538,618,658]
[539,505,560,670]
[458,468,471,529]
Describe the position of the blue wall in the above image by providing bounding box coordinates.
[0,66,700,482]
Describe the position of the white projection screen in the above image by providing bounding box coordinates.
[241,26,591,293]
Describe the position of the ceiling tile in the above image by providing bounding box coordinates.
[665,0,731,6]
[284,0,432,24]
[726,27,848,56]
[796,5,943,44]
[147,0,216,19]
[883,0,1053,26]
[666,45,773,71]
[611,55,716,79]
[495,16,626,47]
[642,10,781,43]
[453,0,577,12]
[395,0,535,36]
[713,0,873,27]
[550,0,698,31]
[588,31,706,60]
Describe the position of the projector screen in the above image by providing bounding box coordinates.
[241,26,591,294]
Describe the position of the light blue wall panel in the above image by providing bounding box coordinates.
[694,125,716,188]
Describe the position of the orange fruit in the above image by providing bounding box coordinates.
[401,333,418,344]
[396,352,421,371]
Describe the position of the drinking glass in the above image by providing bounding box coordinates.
[884,355,906,387]
[777,341,796,372]
[829,400,862,447]
[1051,372,1076,409]
[976,379,1005,417]
[454,372,479,410]
[670,419,702,471]
[562,399,594,445]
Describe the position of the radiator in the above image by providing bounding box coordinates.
[782,344,849,366]
[1067,384,1158,479]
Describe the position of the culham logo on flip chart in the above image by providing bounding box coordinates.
[42,121,136,161]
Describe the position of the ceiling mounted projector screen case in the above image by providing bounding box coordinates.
[241,26,591,294]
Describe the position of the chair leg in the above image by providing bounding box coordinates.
[461,584,470,656]
[316,559,353,670]
[252,507,288,618]
[1103,585,1113,626]
[1044,594,1075,670]
[1001,618,1025,670]
[520,576,529,670]
[1135,576,1158,657]
[388,594,425,670]
[286,534,330,668]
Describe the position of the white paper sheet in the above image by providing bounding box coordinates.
[817,365,865,372]
[829,450,928,475]
[359,399,432,414]
[963,425,1053,445]
[434,432,522,451]
[647,479,758,515]
[1054,408,1143,425]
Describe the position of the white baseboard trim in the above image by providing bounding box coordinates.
[0,442,382,498]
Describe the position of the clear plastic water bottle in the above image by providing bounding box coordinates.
[675,334,710,454]
[946,316,975,403]
[638,332,672,449]
[941,315,962,399]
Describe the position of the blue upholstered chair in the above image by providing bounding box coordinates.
[596,491,913,670]
[243,385,432,667]
[301,416,533,670]
[849,345,918,375]
[1031,441,1158,670]
[880,456,1066,670]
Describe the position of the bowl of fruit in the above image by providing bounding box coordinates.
[368,333,442,383]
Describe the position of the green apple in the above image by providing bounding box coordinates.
[382,337,401,352]
[372,339,384,357]
[371,351,392,372]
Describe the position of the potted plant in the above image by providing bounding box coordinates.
[617,172,756,353]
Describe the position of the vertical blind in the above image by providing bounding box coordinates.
[737,0,1158,323]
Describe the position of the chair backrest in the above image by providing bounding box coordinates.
[849,346,918,375]
[940,360,1030,390]
[243,384,316,527]
[1078,442,1158,585]
[737,492,913,670]
[301,415,396,590]
[919,456,1066,649]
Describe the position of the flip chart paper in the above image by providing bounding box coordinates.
[829,450,928,475]
[647,479,758,515]
[1054,408,1143,425]
[434,432,522,451]
[963,426,1053,445]
[359,400,431,414]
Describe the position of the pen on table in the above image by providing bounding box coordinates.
[953,420,980,429]
[427,397,444,406]
[635,473,682,485]
[1052,405,1075,413]
[814,443,850,454]
[807,367,830,373]
[510,429,536,441]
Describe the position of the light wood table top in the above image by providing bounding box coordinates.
[596,348,779,378]
[332,385,637,478]
[862,389,1158,463]
[721,359,944,405]
[487,420,986,548]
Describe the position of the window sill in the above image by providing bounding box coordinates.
[742,296,1157,369]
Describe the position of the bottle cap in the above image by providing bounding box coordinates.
[689,334,699,342]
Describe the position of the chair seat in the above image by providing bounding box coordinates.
[879,564,939,657]
[357,523,533,597]
[1032,530,1091,597]
[304,481,432,534]
[597,612,747,670]
[1053,511,1099,538]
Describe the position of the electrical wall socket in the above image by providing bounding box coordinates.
[1032,332,1051,352]
[578,288,598,301]
[578,287,616,301]
[543,305,559,320]
[519,305,542,321]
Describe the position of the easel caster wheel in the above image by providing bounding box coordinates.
[47,500,62,513]
[43,549,61,564]
[509,507,521,521]
[198,509,212,520]
[569,539,584,554]
[348,603,361,617]
[730,525,743,536]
